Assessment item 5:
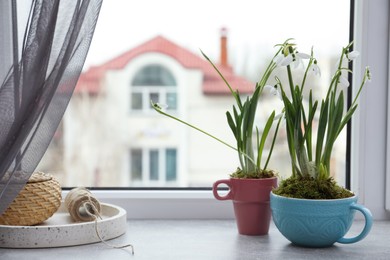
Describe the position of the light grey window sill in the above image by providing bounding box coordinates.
[1,220,389,260]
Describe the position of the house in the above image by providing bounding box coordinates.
[42,29,343,188]
[62,29,264,187]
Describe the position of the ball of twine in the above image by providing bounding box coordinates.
[64,187,101,222]
[64,187,134,254]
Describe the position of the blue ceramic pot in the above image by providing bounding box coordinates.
[270,192,373,247]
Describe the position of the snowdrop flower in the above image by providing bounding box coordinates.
[296,52,311,59]
[158,103,169,110]
[290,52,311,69]
[280,54,294,66]
[153,102,168,111]
[365,66,372,82]
[338,75,350,87]
[309,61,321,76]
[265,84,275,94]
[265,84,282,100]
[274,112,284,121]
[290,58,301,69]
[274,54,293,67]
[274,112,286,126]
[273,55,283,65]
[346,50,360,61]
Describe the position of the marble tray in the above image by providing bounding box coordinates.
[0,202,127,248]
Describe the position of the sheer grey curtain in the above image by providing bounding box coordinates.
[0,0,103,214]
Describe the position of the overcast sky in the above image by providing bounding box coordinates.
[84,0,350,74]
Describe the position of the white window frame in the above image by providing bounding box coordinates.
[0,2,12,82]
[351,0,390,220]
[387,21,390,212]
[2,0,389,220]
[97,0,390,220]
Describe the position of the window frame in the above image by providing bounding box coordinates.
[2,0,389,220]
[89,0,390,220]
[351,0,390,220]
[0,2,12,82]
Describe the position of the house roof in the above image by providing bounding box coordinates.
[75,35,254,95]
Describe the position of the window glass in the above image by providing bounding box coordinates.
[149,92,159,107]
[130,149,143,181]
[166,93,177,110]
[132,65,176,86]
[166,149,177,181]
[131,92,143,110]
[39,0,351,188]
[149,150,159,180]
[128,148,177,185]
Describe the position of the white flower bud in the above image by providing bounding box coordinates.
[347,50,360,61]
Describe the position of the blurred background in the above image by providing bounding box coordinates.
[38,0,351,188]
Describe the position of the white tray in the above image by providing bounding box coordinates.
[0,202,127,248]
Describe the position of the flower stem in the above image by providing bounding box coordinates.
[152,102,237,151]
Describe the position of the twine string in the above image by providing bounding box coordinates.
[83,197,134,254]
[65,187,134,255]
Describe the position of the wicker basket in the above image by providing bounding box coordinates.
[0,172,62,226]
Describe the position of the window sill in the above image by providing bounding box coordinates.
[2,220,389,259]
[62,190,387,220]
[63,189,235,219]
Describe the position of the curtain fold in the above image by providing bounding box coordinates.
[0,0,103,214]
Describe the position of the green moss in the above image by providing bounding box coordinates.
[230,168,276,179]
[272,176,354,199]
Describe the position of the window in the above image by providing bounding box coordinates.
[2,0,389,220]
[351,0,390,219]
[131,65,177,112]
[132,65,176,86]
[36,0,353,189]
[130,148,177,186]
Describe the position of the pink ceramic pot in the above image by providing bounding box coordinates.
[213,177,278,235]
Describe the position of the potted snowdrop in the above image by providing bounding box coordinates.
[152,42,289,235]
[269,40,373,247]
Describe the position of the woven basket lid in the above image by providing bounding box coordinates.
[27,172,52,183]
[0,171,62,226]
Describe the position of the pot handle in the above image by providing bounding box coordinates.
[212,179,233,200]
[337,203,373,244]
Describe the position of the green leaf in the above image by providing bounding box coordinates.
[337,104,358,137]
[263,112,283,171]
[304,91,318,161]
[233,106,243,150]
[257,111,275,169]
[315,99,329,167]
[226,111,237,138]
[318,163,328,180]
[321,92,344,174]
[235,90,243,110]
[297,146,310,177]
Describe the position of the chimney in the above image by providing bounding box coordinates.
[220,27,228,67]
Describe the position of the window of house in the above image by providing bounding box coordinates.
[130,148,177,185]
[131,65,177,112]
